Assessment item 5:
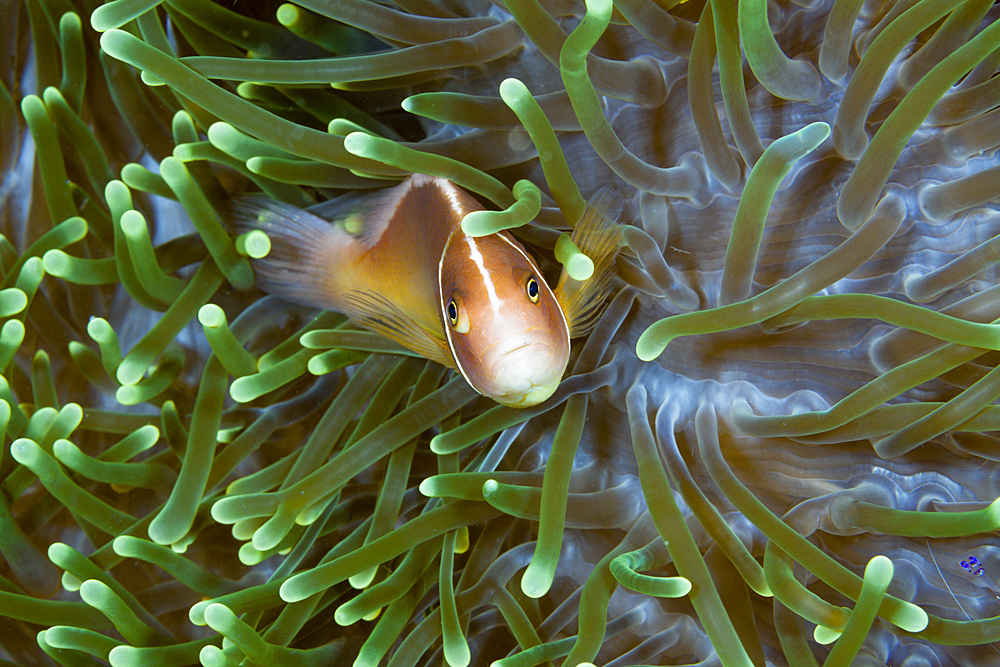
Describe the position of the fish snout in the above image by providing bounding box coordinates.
[484,334,567,408]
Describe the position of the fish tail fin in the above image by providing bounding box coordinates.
[554,187,625,338]
[224,196,349,310]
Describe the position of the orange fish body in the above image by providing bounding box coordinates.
[228,175,624,407]
[227,174,625,407]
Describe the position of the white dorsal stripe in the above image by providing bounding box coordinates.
[376,176,475,248]
[437,179,478,218]
[413,174,475,219]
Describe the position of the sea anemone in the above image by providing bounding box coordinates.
[2,0,1000,665]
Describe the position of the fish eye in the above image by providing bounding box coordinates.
[526,277,540,303]
[446,292,470,333]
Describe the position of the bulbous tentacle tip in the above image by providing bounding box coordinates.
[635,327,667,362]
[520,562,553,599]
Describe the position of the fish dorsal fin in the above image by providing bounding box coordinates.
[342,290,456,368]
[305,185,400,250]
[308,174,470,251]
[554,187,625,338]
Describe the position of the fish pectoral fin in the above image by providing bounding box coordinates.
[554,186,625,338]
[342,290,455,368]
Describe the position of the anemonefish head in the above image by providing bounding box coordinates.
[439,230,570,408]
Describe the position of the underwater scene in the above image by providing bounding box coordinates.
[2,0,1000,665]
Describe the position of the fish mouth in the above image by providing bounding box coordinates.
[486,340,562,408]
[488,340,554,381]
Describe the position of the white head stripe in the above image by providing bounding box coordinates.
[466,237,501,314]
[493,233,571,342]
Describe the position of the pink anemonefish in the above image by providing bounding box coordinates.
[226,174,623,407]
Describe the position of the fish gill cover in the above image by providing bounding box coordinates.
[1,0,1000,665]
